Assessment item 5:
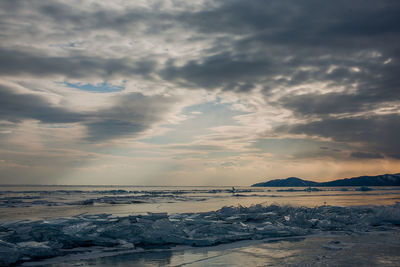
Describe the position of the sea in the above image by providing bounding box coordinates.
[1,185,399,221]
[1,185,399,266]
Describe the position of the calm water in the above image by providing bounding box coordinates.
[1,185,399,222]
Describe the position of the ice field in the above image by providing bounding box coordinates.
[1,186,399,266]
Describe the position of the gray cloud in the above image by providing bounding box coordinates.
[159,0,400,101]
[165,144,225,151]
[0,85,82,123]
[84,93,177,141]
[278,57,400,117]
[0,85,176,142]
[3,0,400,97]
[281,93,375,117]
[161,54,272,90]
[350,152,384,159]
[37,1,166,34]
[1,0,399,162]
[0,48,156,79]
[0,0,158,36]
[184,0,400,47]
[277,114,400,159]
[168,0,399,160]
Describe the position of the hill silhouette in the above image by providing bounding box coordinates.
[252,173,400,187]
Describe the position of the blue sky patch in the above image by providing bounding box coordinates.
[62,81,125,93]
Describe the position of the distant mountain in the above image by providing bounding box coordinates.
[252,173,400,187]
[252,177,318,187]
[318,174,400,187]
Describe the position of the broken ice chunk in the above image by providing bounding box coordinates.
[147,212,168,220]
[322,240,354,250]
[17,241,59,259]
[0,240,20,266]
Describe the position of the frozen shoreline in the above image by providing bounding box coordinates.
[30,231,400,266]
[1,203,400,266]
[1,186,399,208]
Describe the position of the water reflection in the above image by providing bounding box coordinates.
[50,233,399,267]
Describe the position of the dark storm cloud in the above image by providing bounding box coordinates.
[1,0,399,159]
[280,93,374,116]
[36,1,171,34]
[0,85,176,142]
[84,93,176,141]
[0,1,160,80]
[3,0,400,97]
[0,0,162,35]
[0,48,157,79]
[277,114,400,159]
[0,85,82,123]
[85,120,147,142]
[182,0,400,47]
[166,0,400,160]
[161,53,272,90]
[161,0,400,96]
[279,57,400,116]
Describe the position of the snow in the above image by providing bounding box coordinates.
[1,203,400,265]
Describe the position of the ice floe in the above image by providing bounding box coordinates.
[0,188,263,208]
[1,203,400,266]
[1,186,399,208]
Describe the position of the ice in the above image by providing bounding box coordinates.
[322,240,354,250]
[17,241,59,259]
[0,240,20,266]
[0,203,400,265]
[147,212,168,220]
[2,186,398,210]
[0,188,269,208]
[356,186,373,191]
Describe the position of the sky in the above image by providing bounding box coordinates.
[0,0,399,185]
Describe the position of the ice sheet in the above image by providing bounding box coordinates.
[1,186,399,208]
[1,203,400,266]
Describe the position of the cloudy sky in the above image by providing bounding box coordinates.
[1,0,399,185]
